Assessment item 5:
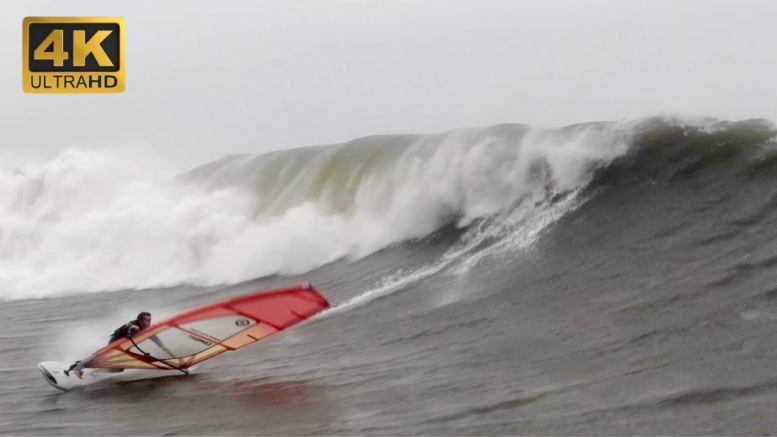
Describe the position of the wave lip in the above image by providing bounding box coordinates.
[4,115,772,300]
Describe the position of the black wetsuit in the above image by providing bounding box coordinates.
[109,321,142,344]
[110,320,170,355]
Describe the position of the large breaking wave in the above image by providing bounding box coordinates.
[1,115,773,300]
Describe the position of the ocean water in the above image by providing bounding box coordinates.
[3,116,777,435]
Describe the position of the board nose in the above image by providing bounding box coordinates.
[39,364,58,386]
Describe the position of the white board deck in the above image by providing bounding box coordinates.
[38,361,192,391]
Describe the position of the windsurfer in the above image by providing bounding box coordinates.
[64,312,173,378]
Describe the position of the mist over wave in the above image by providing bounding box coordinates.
[1,115,772,300]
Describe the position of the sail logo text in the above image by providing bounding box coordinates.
[187,335,214,347]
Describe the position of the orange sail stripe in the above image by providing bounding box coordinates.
[222,322,278,349]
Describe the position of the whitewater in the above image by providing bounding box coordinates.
[4,115,777,435]
[0,119,636,299]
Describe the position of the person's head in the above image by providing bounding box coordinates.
[136,312,152,329]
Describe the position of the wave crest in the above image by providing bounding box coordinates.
[3,115,769,299]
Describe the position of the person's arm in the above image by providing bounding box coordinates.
[125,323,175,357]
[126,323,140,337]
[149,335,176,358]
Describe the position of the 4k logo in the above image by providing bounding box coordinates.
[23,17,125,93]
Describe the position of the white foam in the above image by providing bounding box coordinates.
[0,122,635,300]
[322,187,589,316]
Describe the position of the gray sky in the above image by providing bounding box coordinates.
[1,0,775,170]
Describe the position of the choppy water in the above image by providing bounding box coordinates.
[3,116,777,435]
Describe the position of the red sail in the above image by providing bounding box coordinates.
[86,283,329,370]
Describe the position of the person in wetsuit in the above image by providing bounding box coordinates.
[109,311,152,343]
[65,312,170,378]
